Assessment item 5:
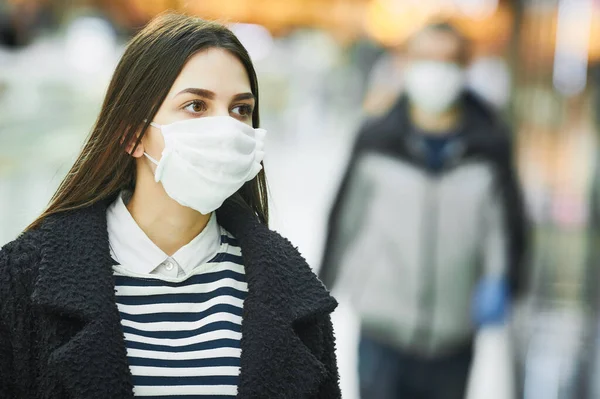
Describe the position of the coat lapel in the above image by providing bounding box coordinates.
[30,198,337,399]
[31,199,134,399]
[217,200,338,398]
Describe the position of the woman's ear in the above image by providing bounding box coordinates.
[122,131,145,158]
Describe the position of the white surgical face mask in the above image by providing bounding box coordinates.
[404,61,465,114]
[144,116,266,215]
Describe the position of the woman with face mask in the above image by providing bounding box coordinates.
[0,14,340,399]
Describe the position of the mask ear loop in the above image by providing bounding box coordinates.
[142,119,162,167]
[143,152,160,166]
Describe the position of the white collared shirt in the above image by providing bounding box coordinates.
[106,192,221,278]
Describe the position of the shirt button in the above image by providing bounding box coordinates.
[165,262,174,271]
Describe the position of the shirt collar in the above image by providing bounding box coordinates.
[171,212,221,275]
[106,192,221,276]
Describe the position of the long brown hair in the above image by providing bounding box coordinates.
[26,13,268,231]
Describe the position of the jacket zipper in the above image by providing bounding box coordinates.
[411,175,439,351]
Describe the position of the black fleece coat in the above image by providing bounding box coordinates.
[0,198,341,399]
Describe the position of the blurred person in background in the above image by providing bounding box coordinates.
[0,0,50,48]
[0,1,45,48]
[0,1,18,47]
[0,13,340,399]
[320,22,528,399]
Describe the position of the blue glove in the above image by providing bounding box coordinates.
[471,277,508,327]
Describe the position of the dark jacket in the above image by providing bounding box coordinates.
[318,93,529,354]
[320,93,528,299]
[0,198,341,399]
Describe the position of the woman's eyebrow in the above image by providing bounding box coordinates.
[174,89,255,103]
[175,88,215,99]
[232,93,255,102]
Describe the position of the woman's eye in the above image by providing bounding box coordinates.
[184,100,206,114]
[232,104,253,118]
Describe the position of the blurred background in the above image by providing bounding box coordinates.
[1,0,600,398]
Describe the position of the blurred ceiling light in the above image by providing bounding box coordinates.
[553,0,593,97]
[229,23,273,62]
[453,0,498,19]
[65,16,117,74]
[365,0,435,46]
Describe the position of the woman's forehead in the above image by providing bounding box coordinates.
[168,48,252,97]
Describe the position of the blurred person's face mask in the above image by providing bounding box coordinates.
[144,116,266,214]
[404,61,465,114]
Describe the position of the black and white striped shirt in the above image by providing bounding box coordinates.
[107,193,246,398]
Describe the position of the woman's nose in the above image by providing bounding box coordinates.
[209,103,230,117]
